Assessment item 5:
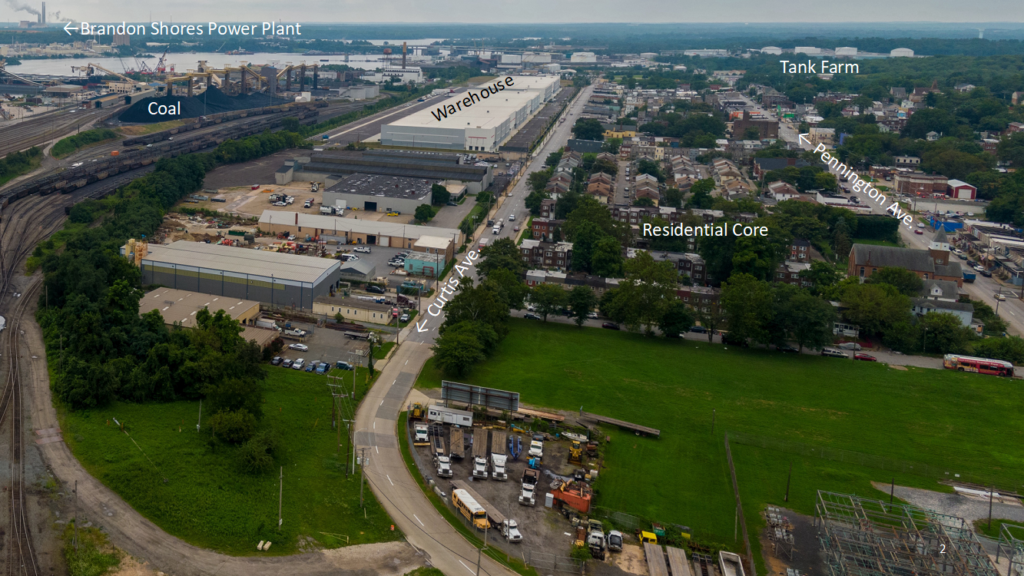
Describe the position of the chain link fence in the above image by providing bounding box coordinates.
[401,419,584,574]
[728,431,1015,492]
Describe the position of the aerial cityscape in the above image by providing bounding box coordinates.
[0,3,1023,576]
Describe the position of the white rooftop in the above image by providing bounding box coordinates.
[260,211,461,243]
[415,235,454,250]
[144,241,339,284]
[387,89,538,130]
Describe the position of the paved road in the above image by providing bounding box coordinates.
[351,86,595,575]
[315,91,463,145]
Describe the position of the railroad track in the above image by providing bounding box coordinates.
[0,107,113,158]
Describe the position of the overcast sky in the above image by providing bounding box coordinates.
[3,0,1020,25]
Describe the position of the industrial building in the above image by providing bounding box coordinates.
[137,287,279,348]
[380,75,560,152]
[259,211,462,248]
[322,173,434,214]
[277,149,493,194]
[138,241,342,310]
[313,295,395,325]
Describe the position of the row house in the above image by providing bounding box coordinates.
[790,238,812,262]
[531,217,563,242]
[678,285,720,313]
[634,182,661,205]
[775,261,812,288]
[765,181,800,200]
[524,270,620,298]
[587,181,613,203]
[893,171,947,196]
[648,251,709,285]
[752,157,809,180]
[539,198,556,219]
[520,239,573,271]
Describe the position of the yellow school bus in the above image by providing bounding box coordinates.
[453,489,489,530]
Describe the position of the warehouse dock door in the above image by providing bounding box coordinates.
[366,235,377,245]
[379,236,390,247]
[364,201,378,212]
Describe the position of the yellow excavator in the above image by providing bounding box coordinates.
[568,440,583,465]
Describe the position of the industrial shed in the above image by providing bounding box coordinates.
[279,149,493,194]
[139,241,342,310]
[259,211,461,248]
[138,287,261,327]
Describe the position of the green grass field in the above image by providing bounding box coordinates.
[416,320,1024,553]
[60,366,400,555]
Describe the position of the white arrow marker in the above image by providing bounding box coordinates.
[798,133,811,146]
[64,21,79,35]
[416,319,429,333]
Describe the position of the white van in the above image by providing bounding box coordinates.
[821,348,849,358]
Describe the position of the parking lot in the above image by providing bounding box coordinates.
[270,317,378,372]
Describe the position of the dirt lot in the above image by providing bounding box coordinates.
[758,507,823,576]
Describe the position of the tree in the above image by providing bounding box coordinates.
[545,149,564,168]
[572,118,605,141]
[695,302,725,343]
[840,283,912,336]
[602,138,622,154]
[528,168,554,194]
[788,292,837,351]
[432,323,486,377]
[431,183,451,206]
[525,190,548,216]
[484,268,529,311]
[720,273,774,345]
[663,187,683,208]
[477,237,525,278]
[606,251,679,334]
[920,312,974,354]
[743,126,762,140]
[570,221,604,274]
[972,336,1024,364]
[414,204,434,223]
[814,172,838,192]
[868,267,924,296]
[567,286,597,328]
[530,283,566,322]
[659,300,695,338]
[591,237,624,277]
[563,195,624,242]
[592,158,618,176]
[637,159,665,182]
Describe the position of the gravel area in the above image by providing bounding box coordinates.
[872,482,1024,523]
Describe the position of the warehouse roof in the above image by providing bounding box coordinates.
[144,241,340,284]
[138,287,259,328]
[415,236,453,250]
[302,150,489,182]
[325,173,434,200]
[260,211,461,243]
[386,89,538,130]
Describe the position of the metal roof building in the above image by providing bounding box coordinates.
[140,241,342,310]
[139,287,261,328]
[323,173,434,214]
[381,75,560,152]
[259,210,461,249]
[280,149,493,194]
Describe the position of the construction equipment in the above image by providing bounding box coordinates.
[568,440,583,466]
[552,481,592,514]
[527,458,540,470]
[71,63,139,86]
[586,441,599,458]
[409,403,425,420]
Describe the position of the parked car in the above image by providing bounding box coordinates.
[508,214,516,221]
[400,313,410,322]
[386,212,400,217]
[292,358,305,370]
[354,246,371,253]
[974,265,985,272]
[587,311,598,319]
[981,269,993,277]
[289,343,309,351]
[316,362,330,374]
[777,344,800,353]
[602,322,620,330]
[282,359,294,368]
[821,348,849,358]
[514,225,520,231]
[917,223,926,228]
[388,261,403,267]
[336,361,354,371]
[366,285,386,294]
[914,229,924,235]
[996,293,1006,301]
[305,361,317,372]
[271,356,283,366]
[689,325,708,334]
[523,313,541,320]
[854,353,877,361]
[956,253,968,260]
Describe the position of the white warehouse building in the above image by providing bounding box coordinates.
[381,76,559,152]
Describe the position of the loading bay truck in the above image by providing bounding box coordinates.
[431,424,452,478]
[490,430,508,481]
[472,429,489,479]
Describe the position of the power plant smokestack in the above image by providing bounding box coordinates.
[40,1,44,23]
[402,41,407,69]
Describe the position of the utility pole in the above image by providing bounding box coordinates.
[360,448,366,508]
[278,466,283,529]
[988,485,994,530]
[73,480,79,551]
[476,526,488,576]
[784,462,792,502]
[890,477,895,505]
[197,399,202,432]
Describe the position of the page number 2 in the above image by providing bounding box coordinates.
[940,544,946,554]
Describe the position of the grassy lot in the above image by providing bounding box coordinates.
[60,366,400,555]
[375,341,396,359]
[416,320,1024,553]
[973,518,1024,539]
[52,128,119,158]
[119,119,185,136]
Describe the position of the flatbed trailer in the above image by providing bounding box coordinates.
[452,479,506,527]
[580,410,660,437]
[490,429,507,456]
[449,426,465,459]
[645,542,670,576]
[431,424,446,457]
[472,430,488,459]
[667,547,692,576]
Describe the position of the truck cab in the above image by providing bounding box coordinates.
[472,456,488,479]
[607,530,623,552]
[491,454,508,481]
[413,424,429,446]
[501,519,523,543]
[434,455,453,478]
[519,483,535,506]
[528,440,544,458]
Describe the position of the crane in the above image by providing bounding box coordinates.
[71,63,138,85]
[156,49,169,73]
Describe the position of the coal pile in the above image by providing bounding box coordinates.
[119,87,289,123]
